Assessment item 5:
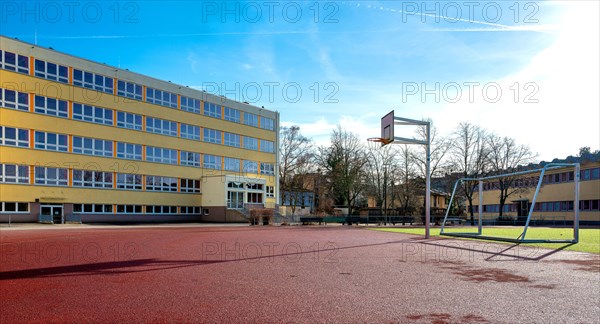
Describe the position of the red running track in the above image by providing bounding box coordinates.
[1,225,599,323]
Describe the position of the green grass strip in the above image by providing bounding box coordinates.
[370,227,600,254]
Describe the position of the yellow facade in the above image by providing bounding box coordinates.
[472,161,600,224]
[0,36,279,223]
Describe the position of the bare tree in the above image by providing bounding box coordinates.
[279,126,314,215]
[317,126,368,217]
[412,120,452,179]
[365,141,397,213]
[411,120,451,219]
[395,145,419,216]
[449,122,490,224]
[486,134,536,217]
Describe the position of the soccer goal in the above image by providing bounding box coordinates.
[440,163,580,243]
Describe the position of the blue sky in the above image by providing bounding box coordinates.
[2,1,598,161]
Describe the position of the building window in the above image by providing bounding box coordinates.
[260,140,274,153]
[116,205,143,214]
[116,173,142,190]
[34,131,68,152]
[34,95,68,118]
[0,88,29,111]
[203,128,221,144]
[204,102,221,118]
[0,164,29,183]
[243,137,258,150]
[0,50,29,74]
[146,117,177,137]
[247,192,263,204]
[146,87,177,108]
[181,96,200,114]
[117,80,142,100]
[73,103,113,126]
[224,132,240,147]
[73,69,114,94]
[73,170,113,188]
[116,111,142,130]
[224,157,240,172]
[0,202,29,213]
[146,176,178,192]
[146,206,178,214]
[591,168,600,180]
[180,151,201,167]
[181,206,201,214]
[203,154,221,170]
[243,160,258,174]
[73,204,113,214]
[34,59,68,83]
[224,107,240,123]
[244,112,258,127]
[146,146,178,164]
[35,167,68,186]
[581,169,591,181]
[180,124,200,140]
[0,126,29,148]
[260,116,275,131]
[246,183,263,191]
[117,142,142,160]
[73,137,113,157]
[260,163,275,175]
[266,186,275,198]
[180,179,201,193]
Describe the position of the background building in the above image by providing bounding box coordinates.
[0,36,279,223]
[472,156,599,225]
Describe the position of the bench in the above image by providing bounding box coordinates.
[300,217,323,225]
[389,216,414,225]
[323,217,346,224]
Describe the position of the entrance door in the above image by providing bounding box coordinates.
[227,191,244,209]
[41,204,64,224]
[517,200,529,225]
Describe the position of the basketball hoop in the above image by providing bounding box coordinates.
[367,137,391,145]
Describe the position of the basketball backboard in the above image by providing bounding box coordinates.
[381,110,395,145]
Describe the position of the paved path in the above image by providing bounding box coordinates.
[1,226,598,323]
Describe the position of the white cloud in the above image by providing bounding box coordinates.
[433,1,599,161]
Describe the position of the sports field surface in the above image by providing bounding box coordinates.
[1,225,599,323]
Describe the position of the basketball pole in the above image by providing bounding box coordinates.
[425,122,431,239]
[373,112,432,239]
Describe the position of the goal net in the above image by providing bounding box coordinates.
[440,163,580,243]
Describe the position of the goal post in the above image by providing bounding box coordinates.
[440,163,580,243]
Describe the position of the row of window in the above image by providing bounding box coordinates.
[0,202,29,213]
[0,163,202,193]
[2,52,276,131]
[2,89,275,152]
[543,169,600,183]
[478,200,600,213]
[482,169,600,191]
[1,127,275,173]
[35,59,69,83]
[0,88,28,111]
[0,50,28,74]
[73,204,201,214]
[0,202,198,215]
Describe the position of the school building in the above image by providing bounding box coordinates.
[0,36,279,223]
[473,157,600,225]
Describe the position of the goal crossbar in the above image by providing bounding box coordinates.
[440,163,580,243]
